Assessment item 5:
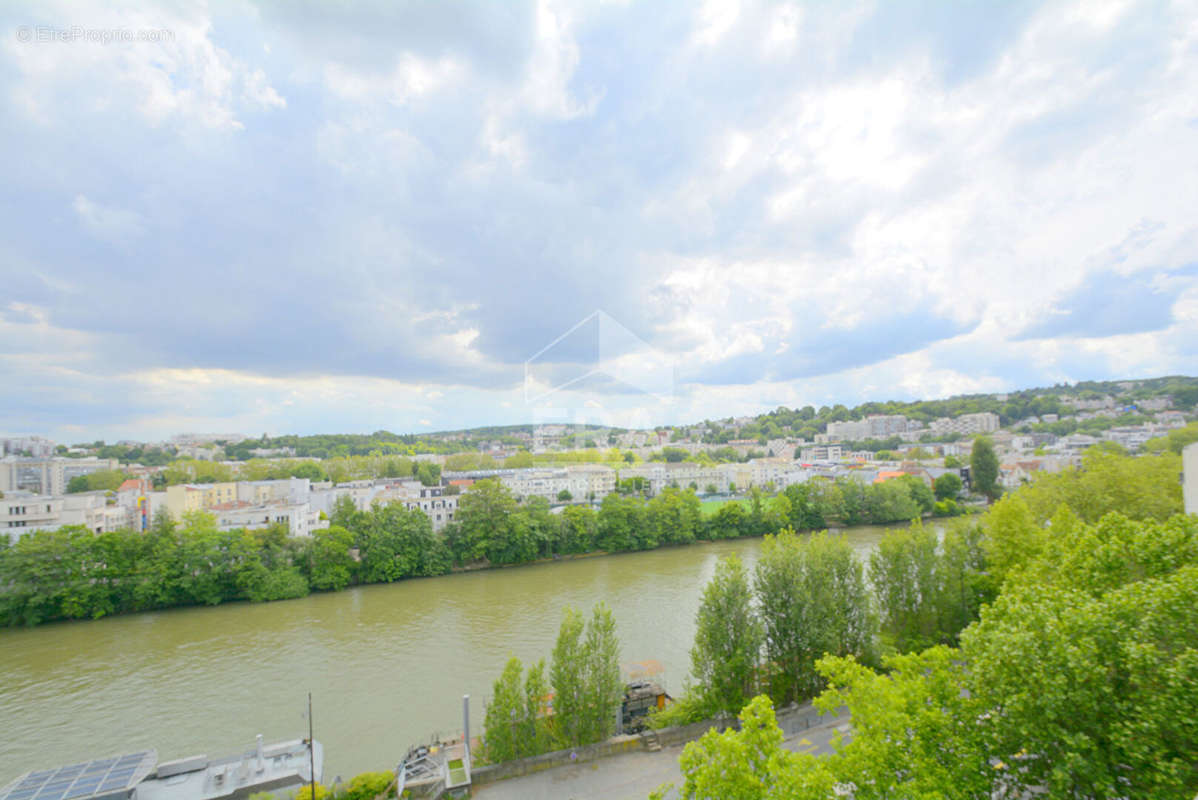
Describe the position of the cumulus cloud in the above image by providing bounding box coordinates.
[1,0,1196,439]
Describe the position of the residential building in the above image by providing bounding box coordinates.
[1060,395,1115,410]
[165,482,239,517]
[799,445,843,462]
[0,436,56,457]
[212,502,327,538]
[0,456,120,496]
[1136,396,1172,412]
[1157,411,1186,427]
[2,491,130,540]
[115,479,167,531]
[825,420,870,441]
[928,412,1000,436]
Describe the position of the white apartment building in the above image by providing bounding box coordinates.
[0,436,56,457]
[800,445,843,462]
[2,491,130,540]
[387,493,459,530]
[825,415,911,442]
[310,480,460,531]
[0,456,120,496]
[213,502,328,537]
[1060,395,1115,410]
[928,412,1001,436]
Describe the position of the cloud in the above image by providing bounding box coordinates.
[1,0,1197,438]
[72,195,145,243]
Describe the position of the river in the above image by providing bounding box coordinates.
[0,524,919,783]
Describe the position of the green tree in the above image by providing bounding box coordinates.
[451,479,518,563]
[549,603,623,747]
[483,656,549,763]
[556,489,572,501]
[289,462,327,481]
[970,436,1000,499]
[869,522,942,653]
[667,695,821,800]
[933,471,962,500]
[755,531,873,705]
[1019,447,1182,524]
[308,525,356,591]
[356,503,449,581]
[691,555,762,716]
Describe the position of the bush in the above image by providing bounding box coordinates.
[646,687,710,729]
[932,499,962,517]
[337,771,394,800]
[293,785,330,800]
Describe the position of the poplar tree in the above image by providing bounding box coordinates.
[691,554,762,716]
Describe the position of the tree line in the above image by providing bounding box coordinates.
[0,501,451,626]
[663,519,990,726]
[0,465,959,626]
[658,446,1194,800]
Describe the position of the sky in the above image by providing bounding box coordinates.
[1,0,1197,443]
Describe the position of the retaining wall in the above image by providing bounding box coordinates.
[470,734,644,786]
[464,701,846,789]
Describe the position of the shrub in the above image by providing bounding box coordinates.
[293,785,330,800]
[337,771,394,800]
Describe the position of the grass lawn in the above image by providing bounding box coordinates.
[699,498,745,516]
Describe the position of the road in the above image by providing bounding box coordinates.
[471,714,851,800]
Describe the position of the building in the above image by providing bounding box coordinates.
[1060,395,1115,410]
[212,501,327,537]
[825,415,911,442]
[825,420,869,441]
[1184,442,1197,515]
[2,491,130,540]
[388,491,459,530]
[116,479,167,531]
[928,412,1000,437]
[0,456,120,496]
[799,445,843,463]
[0,435,56,457]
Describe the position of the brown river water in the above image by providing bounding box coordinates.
[0,523,926,783]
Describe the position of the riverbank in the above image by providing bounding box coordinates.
[1,486,965,629]
[0,529,895,782]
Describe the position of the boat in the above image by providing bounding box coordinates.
[0,737,322,800]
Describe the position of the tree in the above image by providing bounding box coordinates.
[66,469,127,493]
[869,522,942,653]
[944,454,963,468]
[1018,448,1182,524]
[962,546,1198,798]
[415,462,441,486]
[755,531,873,705]
[667,695,820,800]
[933,472,962,501]
[483,656,550,763]
[691,555,762,716]
[556,489,572,502]
[289,462,327,481]
[970,436,1000,499]
[308,525,356,591]
[550,603,623,748]
[451,479,518,563]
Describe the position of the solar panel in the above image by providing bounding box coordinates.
[0,752,156,800]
